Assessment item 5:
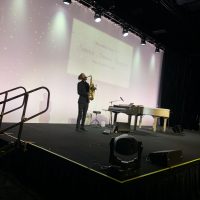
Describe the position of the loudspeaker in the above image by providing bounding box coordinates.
[172,125,183,133]
[148,149,183,167]
[113,122,130,133]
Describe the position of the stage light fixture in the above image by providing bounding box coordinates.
[122,27,129,37]
[141,37,146,45]
[63,0,71,5]
[155,46,160,53]
[109,134,143,171]
[94,12,101,23]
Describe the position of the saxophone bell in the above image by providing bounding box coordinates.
[88,75,95,101]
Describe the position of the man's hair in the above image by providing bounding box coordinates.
[78,73,84,80]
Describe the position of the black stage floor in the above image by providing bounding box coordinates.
[1,123,200,200]
[1,123,200,176]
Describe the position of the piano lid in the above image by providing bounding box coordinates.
[113,103,134,108]
[108,104,143,115]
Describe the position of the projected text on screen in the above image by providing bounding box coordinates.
[67,19,133,88]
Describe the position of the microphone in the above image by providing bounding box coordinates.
[120,97,124,102]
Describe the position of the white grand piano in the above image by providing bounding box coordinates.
[139,107,170,132]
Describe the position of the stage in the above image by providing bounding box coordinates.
[0,123,200,200]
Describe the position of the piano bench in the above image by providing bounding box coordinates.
[93,111,101,115]
[91,111,101,127]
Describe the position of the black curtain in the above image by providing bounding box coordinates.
[159,50,200,130]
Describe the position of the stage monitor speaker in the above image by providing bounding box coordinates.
[148,149,183,167]
[113,122,130,133]
[172,125,183,133]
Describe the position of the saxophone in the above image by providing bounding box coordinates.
[88,75,96,101]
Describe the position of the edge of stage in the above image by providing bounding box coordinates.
[0,123,200,200]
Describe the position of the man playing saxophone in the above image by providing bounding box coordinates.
[75,73,96,131]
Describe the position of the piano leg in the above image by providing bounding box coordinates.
[163,118,168,132]
[113,113,118,124]
[127,115,133,132]
[128,115,131,124]
[112,113,118,133]
[134,115,138,131]
[109,111,113,127]
[128,115,138,131]
[153,117,158,132]
[139,116,143,128]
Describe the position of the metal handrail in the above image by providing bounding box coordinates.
[0,86,50,144]
[17,86,50,142]
[0,86,26,128]
[21,86,50,122]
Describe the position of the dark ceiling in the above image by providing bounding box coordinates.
[79,0,200,54]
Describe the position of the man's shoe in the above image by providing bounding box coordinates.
[80,127,87,131]
[75,127,81,132]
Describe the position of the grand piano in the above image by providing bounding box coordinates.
[108,104,170,133]
[108,103,144,132]
[138,107,170,132]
